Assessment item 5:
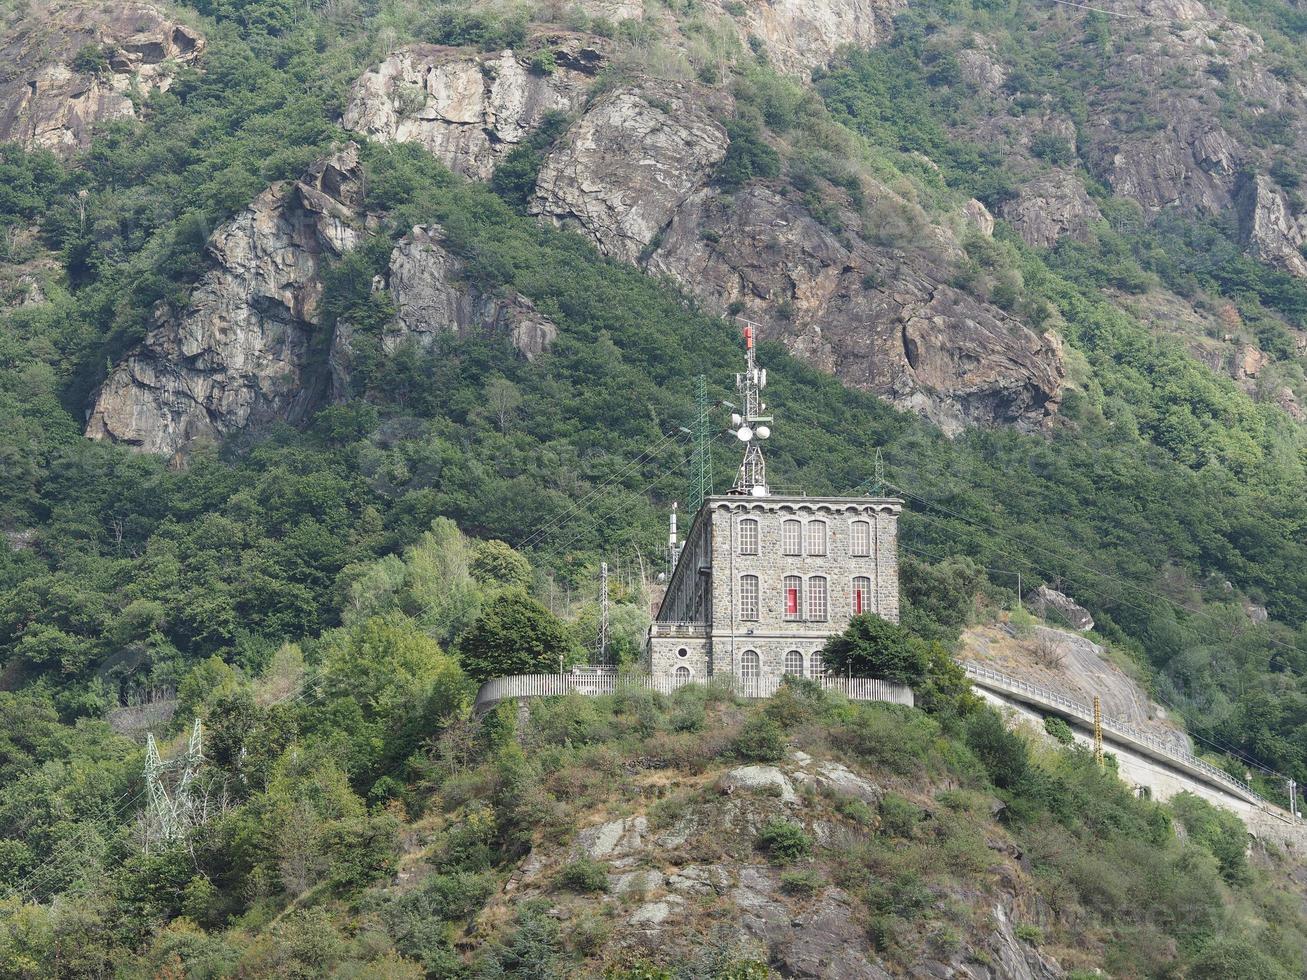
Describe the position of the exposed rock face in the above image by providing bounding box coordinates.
[962,198,995,237]
[1237,175,1307,278]
[341,39,600,181]
[1026,585,1094,632]
[708,0,904,76]
[647,186,1064,434]
[86,146,368,457]
[530,81,729,264]
[0,2,203,156]
[330,224,556,395]
[999,171,1103,248]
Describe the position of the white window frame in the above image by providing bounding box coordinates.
[809,651,824,678]
[806,520,828,556]
[674,665,691,686]
[739,575,760,621]
[851,519,871,558]
[782,575,802,621]
[782,519,802,556]
[853,576,872,616]
[784,650,805,676]
[807,576,828,621]
[739,517,759,555]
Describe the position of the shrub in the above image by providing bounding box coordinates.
[1015,924,1044,945]
[555,858,609,894]
[731,715,786,762]
[819,614,929,686]
[1044,716,1075,745]
[756,819,812,862]
[780,868,825,895]
[877,793,922,838]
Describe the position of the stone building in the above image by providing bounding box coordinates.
[646,322,902,684]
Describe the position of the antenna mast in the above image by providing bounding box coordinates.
[596,561,610,666]
[728,319,773,497]
[688,374,713,515]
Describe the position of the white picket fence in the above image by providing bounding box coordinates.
[473,670,914,713]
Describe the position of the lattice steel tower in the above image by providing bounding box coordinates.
[728,319,774,496]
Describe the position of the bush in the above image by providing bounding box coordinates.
[1015,924,1044,945]
[780,868,825,895]
[877,793,922,838]
[555,858,609,893]
[1044,716,1075,745]
[731,715,786,762]
[756,819,813,862]
[819,614,929,686]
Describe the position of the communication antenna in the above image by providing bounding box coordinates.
[596,561,610,666]
[688,374,713,515]
[728,319,773,497]
[870,448,886,496]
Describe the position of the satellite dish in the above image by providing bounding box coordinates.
[730,413,742,427]
[756,425,771,439]
[737,426,754,441]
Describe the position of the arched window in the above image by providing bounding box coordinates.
[784,650,804,675]
[740,650,761,695]
[782,519,802,556]
[852,576,872,616]
[809,651,824,678]
[783,575,802,620]
[807,576,828,621]
[674,665,691,687]
[806,520,827,556]
[739,518,759,555]
[851,520,871,557]
[739,575,759,620]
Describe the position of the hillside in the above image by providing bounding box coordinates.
[3,0,1307,974]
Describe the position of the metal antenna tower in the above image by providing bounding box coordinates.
[688,375,713,515]
[871,448,886,496]
[728,319,773,496]
[596,561,610,666]
[144,732,175,842]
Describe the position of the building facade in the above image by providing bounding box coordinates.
[647,493,902,683]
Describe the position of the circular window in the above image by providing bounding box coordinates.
[676,647,689,659]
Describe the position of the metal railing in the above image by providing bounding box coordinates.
[961,661,1269,806]
[473,671,914,713]
[650,622,710,638]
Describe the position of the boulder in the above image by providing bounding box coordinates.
[1026,586,1094,631]
[721,765,799,804]
[341,39,600,181]
[0,2,203,156]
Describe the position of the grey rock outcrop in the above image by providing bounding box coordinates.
[530,81,729,264]
[86,146,368,457]
[1026,586,1094,631]
[1237,175,1307,279]
[706,0,903,75]
[330,224,556,396]
[647,185,1064,434]
[0,2,204,156]
[999,171,1103,248]
[341,38,600,181]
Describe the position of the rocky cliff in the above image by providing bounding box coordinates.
[85,146,368,457]
[0,1,203,156]
[86,149,556,458]
[341,36,602,182]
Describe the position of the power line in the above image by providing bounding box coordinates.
[893,488,1296,780]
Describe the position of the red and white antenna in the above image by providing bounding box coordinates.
[729,318,773,496]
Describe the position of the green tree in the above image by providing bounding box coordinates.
[469,539,533,591]
[458,590,577,683]
[819,614,929,686]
